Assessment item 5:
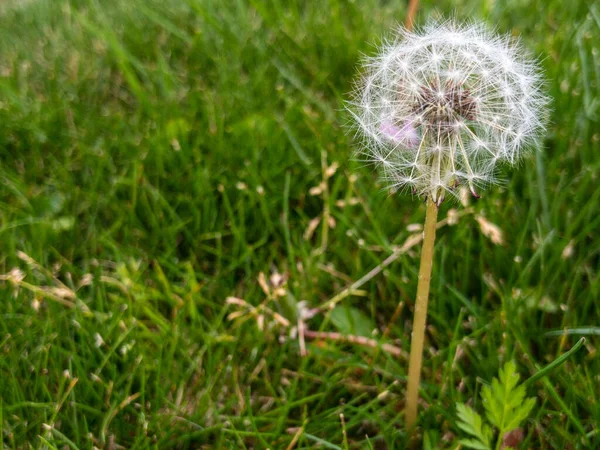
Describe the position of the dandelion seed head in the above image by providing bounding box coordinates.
[348,19,549,203]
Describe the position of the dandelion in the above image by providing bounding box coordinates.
[347,19,548,429]
[349,19,548,203]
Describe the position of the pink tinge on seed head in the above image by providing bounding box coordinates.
[379,120,419,148]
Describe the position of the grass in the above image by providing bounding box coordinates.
[0,0,599,448]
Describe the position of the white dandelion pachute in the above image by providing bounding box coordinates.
[349,20,549,204]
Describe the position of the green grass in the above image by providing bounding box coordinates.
[0,0,599,448]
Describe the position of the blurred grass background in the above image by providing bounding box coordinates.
[0,0,599,448]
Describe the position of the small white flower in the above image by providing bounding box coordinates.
[348,19,549,203]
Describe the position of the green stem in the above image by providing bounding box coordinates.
[405,197,438,430]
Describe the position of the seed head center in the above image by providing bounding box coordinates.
[414,81,476,132]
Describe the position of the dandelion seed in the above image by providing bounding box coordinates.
[348,19,549,204]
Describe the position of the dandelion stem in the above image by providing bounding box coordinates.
[405,0,419,31]
[405,197,438,430]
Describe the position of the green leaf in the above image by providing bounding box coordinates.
[455,403,492,450]
[482,361,517,429]
[505,397,536,431]
[422,431,433,450]
[481,361,536,435]
[329,305,375,337]
[459,438,492,450]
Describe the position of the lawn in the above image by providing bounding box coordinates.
[0,0,599,448]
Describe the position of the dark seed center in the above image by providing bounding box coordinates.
[413,81,476,130]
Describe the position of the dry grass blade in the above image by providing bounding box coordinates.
[303,329,408,359]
